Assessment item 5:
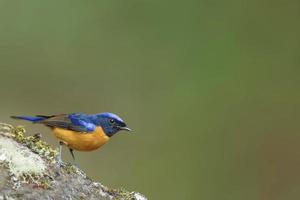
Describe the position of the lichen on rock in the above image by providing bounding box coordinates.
[0,136,46,176]
[0,123,147,200]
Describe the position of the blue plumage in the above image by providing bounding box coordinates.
[97,112,124,123]
[11,112,131,137]
[68,113,96,132]
[11,116,47,122]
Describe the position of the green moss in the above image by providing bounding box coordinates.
[18,173,53,189]
[8,125,85,187]
[63,163,78,174]
[11,126,26,143]
[78,193,87,200]
[0,125,58,188]
[107,188,136,200]
[11,126,58,163]
[10,126,82,175]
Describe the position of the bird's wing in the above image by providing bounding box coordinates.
[38,114,96,133]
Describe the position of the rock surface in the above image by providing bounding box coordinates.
[0,123,147,200]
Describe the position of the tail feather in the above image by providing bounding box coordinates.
[10,115,47,122]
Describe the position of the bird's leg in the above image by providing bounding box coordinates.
[69,148,81,169]
[69,148,75,162]
[56,141,66,167]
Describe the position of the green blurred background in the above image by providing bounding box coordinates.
[0,1,299,199]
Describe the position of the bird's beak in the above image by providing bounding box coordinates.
[118,126,132,132]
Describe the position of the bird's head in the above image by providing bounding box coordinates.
[93,113,131,137]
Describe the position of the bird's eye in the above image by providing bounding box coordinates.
[109,119,115,124]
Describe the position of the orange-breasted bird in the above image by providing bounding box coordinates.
[11,112,131,165]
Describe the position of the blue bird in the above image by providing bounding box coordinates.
[11,112,131,164]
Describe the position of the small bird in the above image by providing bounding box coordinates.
[11,112,131,165]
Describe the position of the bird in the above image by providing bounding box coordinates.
[11,112,131,165]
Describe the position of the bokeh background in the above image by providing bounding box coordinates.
[0,1,299,199]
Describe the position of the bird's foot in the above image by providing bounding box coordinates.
[55,155,66,167]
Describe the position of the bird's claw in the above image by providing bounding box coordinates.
[55,155,66,167]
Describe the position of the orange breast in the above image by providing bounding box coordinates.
[52,126,109,151]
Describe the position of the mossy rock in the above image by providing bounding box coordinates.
[0,123,147,200]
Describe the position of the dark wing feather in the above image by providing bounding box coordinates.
[38,114,96,133]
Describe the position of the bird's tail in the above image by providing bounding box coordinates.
[10,115,48,122]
